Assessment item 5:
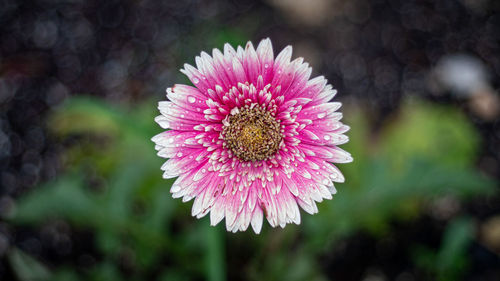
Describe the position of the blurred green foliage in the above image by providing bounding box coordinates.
[413,217,474,281]
[8,97,495,281]
[380,99,479,168]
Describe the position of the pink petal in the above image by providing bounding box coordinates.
[256,38,274,84]
[167,85,208,112]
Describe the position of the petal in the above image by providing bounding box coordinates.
[158,101,206,121]
[211,48,234,92]
[281,58,311,98]
[180,63,212,94]
[161,154,208,179]
[152,130,200,148]
[256,38,274,84]
[298,76,328,102]
[251,206,263,234]
[271,46,295,96]
[243,41,260,85]
[298,102,342,120]
[167,85,208,112]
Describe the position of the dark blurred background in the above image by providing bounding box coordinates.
[1,0,500,280]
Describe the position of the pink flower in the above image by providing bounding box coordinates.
[152,39,352,233]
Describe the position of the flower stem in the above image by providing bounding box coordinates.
[205,224,226,281]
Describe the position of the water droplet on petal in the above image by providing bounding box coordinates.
[324,135,330,140]
[322,179,330,185]
[192,77,200,84]
[202,169,206,173]
[264,64,269,68]
[187,96,196,103]
[317,112,326,118]
[177,152,183,157]
[181,114,185,118]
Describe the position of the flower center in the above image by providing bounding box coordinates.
[222,104,282,162]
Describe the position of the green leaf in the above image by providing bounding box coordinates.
[88,261,122,281]
[436,217,474,281]
[49,96,156,141]
[143,182,176,230]
[304,158,494,250]
[411,217,475,281]
[379,99,479,168]
[8,248,52,281]
[11,175,98,224]
[105,161,149,218]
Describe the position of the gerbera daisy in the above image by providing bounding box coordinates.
[152,38,352,233]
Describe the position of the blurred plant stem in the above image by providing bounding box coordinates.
[205,224,226,281]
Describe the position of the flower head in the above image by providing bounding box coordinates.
[152,39,352,233]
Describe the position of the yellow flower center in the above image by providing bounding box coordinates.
[222,105,282,162]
